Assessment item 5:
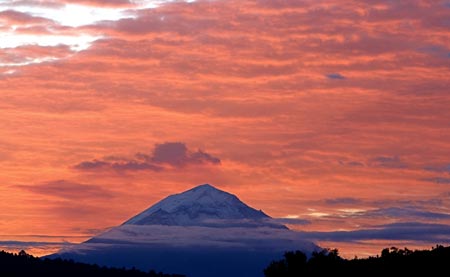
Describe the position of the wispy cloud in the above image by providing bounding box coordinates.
[421,177,450,184]
[325,198,363,205]
[299,222,450,243]
[369,156,407,169]
[362,207,450,220]
[1,0,450,258]
[74,142,220,173]
[326,73,346,80]
[424,164,450,173]
[273,218,311,226]
[74,159,163,172]
[0,240,76,257]
[17,179,115,199]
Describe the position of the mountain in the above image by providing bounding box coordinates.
[121,184,285,229]
[49,184,319,277]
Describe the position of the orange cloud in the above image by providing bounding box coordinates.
[0,0,449,257]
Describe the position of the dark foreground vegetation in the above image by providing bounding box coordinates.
[2,245,449,276]
[0,250,184,277]
[265,245,450,276]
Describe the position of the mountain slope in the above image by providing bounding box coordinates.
[49,184,319,277]
[122,184,285,229]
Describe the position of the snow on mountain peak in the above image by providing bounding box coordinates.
[123,184,285,229]
[53,184,319,277]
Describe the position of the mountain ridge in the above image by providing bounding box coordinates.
[122,184,285,229]
[50,183,318,277]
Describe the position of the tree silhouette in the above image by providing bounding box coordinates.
[0,250,184,277]
[264,245,450,277]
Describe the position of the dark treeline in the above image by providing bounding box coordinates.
[264,245,450,277]
[3,245,449,276]
[0,250,184,277]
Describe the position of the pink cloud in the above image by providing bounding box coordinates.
[0,0,449,258]
[74,142,220,173]
[0,10,55,24]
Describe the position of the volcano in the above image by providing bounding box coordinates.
[122,184,286,228]
[49,184,319,277]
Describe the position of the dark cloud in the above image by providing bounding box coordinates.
[318,203,450,222]
[424,164,450,173]
[363,207,450,220]
[151,142,191,166]
[325,197,362,205]
[347,161,364,167]
[112,161,163,171]
[417,45,450,58]
[299,222,450,243]
[0,239,76,256]
[189,149,221,165]
[70,227,109,236]
[422,177,450,184]
[321,205,450,221]
[0,240,70,247]
[370,156,407,169]
[273,218,311,225]
[325,73,346,80]
[338,160,365,167]
[17,180,114,199]
[74,142,220,172]
[372,198,444,207]
[74,159,162,172]
[74,160,109,170]
[151,142,220,166]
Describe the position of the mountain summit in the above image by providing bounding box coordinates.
[50,184,318,277]
[123,184,284,228]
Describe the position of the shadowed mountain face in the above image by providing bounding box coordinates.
[49,184,318,277]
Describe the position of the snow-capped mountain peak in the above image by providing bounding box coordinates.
[123,184,284,228]
[52,184,319,277]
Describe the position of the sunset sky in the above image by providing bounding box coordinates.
[1,0,449,257]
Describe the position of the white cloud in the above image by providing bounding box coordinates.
[0,0,195,67]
